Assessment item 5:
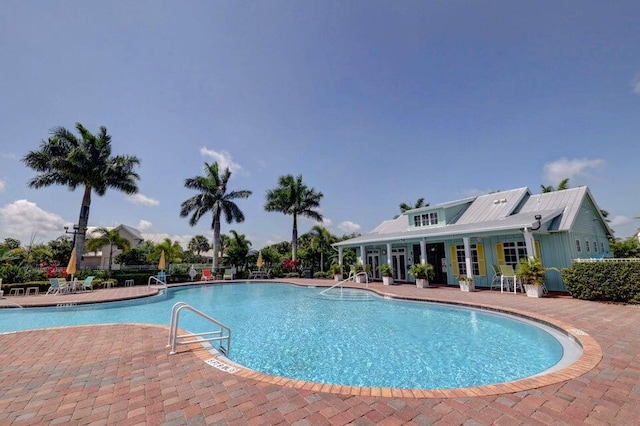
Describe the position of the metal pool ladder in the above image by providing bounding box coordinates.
[168,302,231,356]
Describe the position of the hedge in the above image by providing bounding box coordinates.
[562,261,640,304]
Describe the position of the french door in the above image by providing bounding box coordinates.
[391,248,406,281]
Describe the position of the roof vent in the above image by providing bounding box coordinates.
[493,199,500,204]
[500,198,507,203]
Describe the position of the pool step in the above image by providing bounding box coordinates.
[317,288,374,301]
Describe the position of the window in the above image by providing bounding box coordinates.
[585,240,590,252]
[601,242,605,253]
[456,244,480,276]
[576,239,581,252]
[594,241,598,253]
[502,241,527,268]
[413,212,439,227]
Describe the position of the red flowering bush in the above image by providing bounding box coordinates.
[282,259,298,272]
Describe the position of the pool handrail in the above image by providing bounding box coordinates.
[168,302,231,356]
[319,271,368,295]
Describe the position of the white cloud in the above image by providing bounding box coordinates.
[137,219,153,231]
[322,218,333,227]
[608,215,634,228]
[0,152,18,159]
[199,147,244,174]
[632,74,640,95]
[338,221,361,234]
[0,178,5,192]
[0,199,67,241]
[127,193,159,206]
[542,158,605,184]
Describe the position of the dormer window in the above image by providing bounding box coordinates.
[414,212,439,227]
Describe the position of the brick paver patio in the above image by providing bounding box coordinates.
[1,279,639,425]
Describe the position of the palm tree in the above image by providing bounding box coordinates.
[22,123,140,267]
[264,174,324,261]
[85,227,131,277]
[399,197,429,213]
[188,235,211,254]
[541,178,570,193]
[152,238,183,266]
[309,225,335,272]
[180,162,252,270]
[225,230,252,270]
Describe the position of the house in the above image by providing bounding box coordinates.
[333,186,613,292]
[82,224,144,269]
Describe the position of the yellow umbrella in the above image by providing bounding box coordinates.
[256,250,263,269]
[66,247,77,280]
[158,250,166,270]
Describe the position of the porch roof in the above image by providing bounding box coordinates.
[333,208,565,247]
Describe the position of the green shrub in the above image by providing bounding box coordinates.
[313,271,329,279]
[0,264,26,284]
[284,272,300,278]
[562,261,640,303]
[25,269,47,282]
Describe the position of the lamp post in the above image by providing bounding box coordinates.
[64,224,87,263]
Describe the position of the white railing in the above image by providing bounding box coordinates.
[319,271,369,295]
[147,275,167,289]
[168,302,230,355]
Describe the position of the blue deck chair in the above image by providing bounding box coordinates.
[81,276,95,291]
[46,278,60,295]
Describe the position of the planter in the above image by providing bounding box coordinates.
[459,281,475,292]
[333,274,342,282]
[382,276,394,285]
[416,278,429,288]
[524,284,544,298]
[356,274,367,284]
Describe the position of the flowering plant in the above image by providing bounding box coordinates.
[282,259,298,272]
[457,275,474,283]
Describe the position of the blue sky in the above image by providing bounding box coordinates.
[1,1,639,250]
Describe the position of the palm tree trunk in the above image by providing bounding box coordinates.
[320,251,324,272]
[76,186,92,268]
[292,213,298,261]
[108,242,113,277]
[212,216,221,270]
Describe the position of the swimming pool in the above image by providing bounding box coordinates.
[0,282,581,389]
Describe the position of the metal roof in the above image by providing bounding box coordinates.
[334,208,564,246]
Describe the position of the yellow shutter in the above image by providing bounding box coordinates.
[496,243,505,265]
[476,243,486,277]
[449,245,459,277]
[535,241,542,265]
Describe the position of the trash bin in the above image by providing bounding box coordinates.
[304,268,313,279]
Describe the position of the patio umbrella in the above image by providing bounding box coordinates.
[158,250,166,271]
[66,247,77,281]
[256,250,263,270]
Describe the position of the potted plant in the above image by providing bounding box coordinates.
[458,275,475,292]
[350,264,367,283]
[328,264,342,282]
[408,263,435,288]
[516,257,556,298]
[378,263,394,285]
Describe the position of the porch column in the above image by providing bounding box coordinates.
[386,242,392,265]
[359,245,365,265]
[420,240,426,265]
[463,237,472,277]
[523,228,536,259]
[338,247,343,275]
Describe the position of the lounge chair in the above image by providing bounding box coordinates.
[201,269,213,281]
[57,277,69,295]
[46,278,60,295]
[489,265,502,291]
[223,268,233,280]
[499,264,522,293]
[81,276,95,291]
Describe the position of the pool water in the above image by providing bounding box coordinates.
[0,283,574,389]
